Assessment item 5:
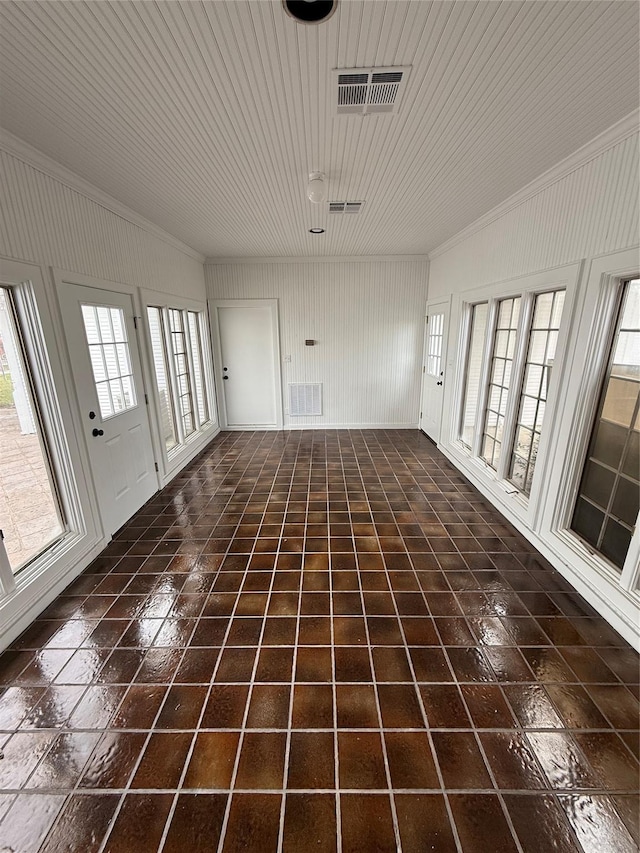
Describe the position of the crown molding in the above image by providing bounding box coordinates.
[429,109,640,261]
[0,128,206,264]
[205,254,430,265]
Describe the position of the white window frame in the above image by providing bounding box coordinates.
[542,249,640,596]
[140,291,218,482]
[441,262,581,530]
[0,258,103,647]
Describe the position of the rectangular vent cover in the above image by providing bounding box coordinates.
[329,201,364,214]
[289,383,322,416]
[335,66,410,115]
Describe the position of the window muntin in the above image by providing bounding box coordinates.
[509,290,565,495]
[0,286,64,572]
[147,307,177,451]
[460,303,488,450]
[481,297,521,470]
[571,278,639,570]
[81,304,136,419]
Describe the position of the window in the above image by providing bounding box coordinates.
[426,312,445,376]
[81,304,136,419]
[571,278,639,570]
[0,286,64,572]
[509,290,565,495]
[460,303,488,449]
[188,311,209,426]
[457,287,567,498]
[146,305,212,454]
[147,308,177,451]
[168,308,195,437]
[481,297,521,470]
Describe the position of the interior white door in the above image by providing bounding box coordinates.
[60,283,157,535]
[419,301,450,443]
[213,301,283,429]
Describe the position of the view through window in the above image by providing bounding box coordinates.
[0,287,63,572]
[571,278,639,569]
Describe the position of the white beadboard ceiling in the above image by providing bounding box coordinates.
[0,1,637,259]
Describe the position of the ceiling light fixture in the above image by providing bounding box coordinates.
[307,172,327,204]
[284,0,338,24]
[309,227,325,234]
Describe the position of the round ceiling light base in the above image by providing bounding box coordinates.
[284,0,337,25]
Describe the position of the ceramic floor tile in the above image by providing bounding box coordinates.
[0,428,636,853]
[282,792,337,853]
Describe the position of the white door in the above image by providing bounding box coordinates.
[419,301,450,443]
[212,300,283,429]
[60,283,157,535]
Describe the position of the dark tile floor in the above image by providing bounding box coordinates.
[0,429,638,852]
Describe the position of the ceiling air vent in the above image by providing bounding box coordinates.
[335,66,410,115]
[329,201,364,214]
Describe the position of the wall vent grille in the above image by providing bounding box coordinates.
[329,201,364,214]
[289,383,322,416]
[335,66,410,115]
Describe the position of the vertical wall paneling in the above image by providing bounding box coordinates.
[206,259,429,428]
[0,149,207,300]
[428,134,639,296]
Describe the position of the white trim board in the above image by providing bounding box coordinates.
[284,423,419,430]
[206,255,430,266]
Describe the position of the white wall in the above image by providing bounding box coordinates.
[429,127,638,295]
[206,258,429,428]
[0,140,206,300]
[429,120,640,648]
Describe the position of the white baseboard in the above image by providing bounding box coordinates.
[284,422,419,430]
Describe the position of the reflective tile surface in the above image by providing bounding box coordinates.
[0,430,637,851]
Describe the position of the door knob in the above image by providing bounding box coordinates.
[92,428,104,437]
[223,375,229,380]
[437,381,443,386]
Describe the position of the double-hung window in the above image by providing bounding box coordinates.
[458,286,567,499]
[146,305,213,457]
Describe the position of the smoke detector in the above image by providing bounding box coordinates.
[335,66,411,115]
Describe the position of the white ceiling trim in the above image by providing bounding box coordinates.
[205,254,430,265]
[429,108,640,260]
[0,128,205,263]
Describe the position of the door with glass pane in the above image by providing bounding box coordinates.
[60,284,157,536]
[419,302,449,442]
